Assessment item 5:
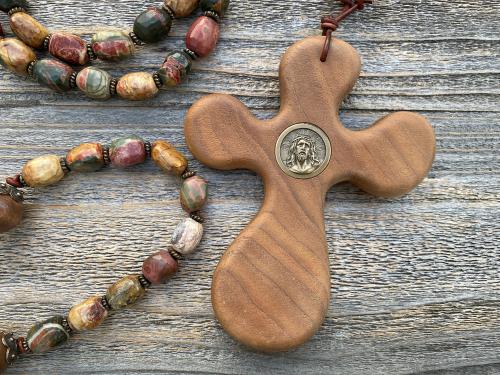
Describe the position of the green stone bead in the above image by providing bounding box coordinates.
[33,59,74,92]
[76,67,113,100]
[106,275,145,310]
[180,176,208,213]
[26,316,69,354]
[0,0,27,12]
[157,51,191,87]
[200,0,230,18]
[133,7,172,43]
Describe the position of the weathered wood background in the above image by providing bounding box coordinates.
[0,0,498,374]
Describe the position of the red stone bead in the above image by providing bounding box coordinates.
[48,32,89,65]
[185,16,220,58]
[0,195,23,233]
[142,250,178,284]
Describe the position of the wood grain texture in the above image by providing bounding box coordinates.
[184,36,435,352]
[0,0,498,373]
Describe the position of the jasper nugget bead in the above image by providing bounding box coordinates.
[164,0,199,18]
[33,59,74,92]
[186,16,220,58]
[68,296,108,331]
[134,7,172,43]
[170,218,204,256]
[22,154,65,187]
[151,140,188,176]
[76,67,113,100]
[0,194,23,233]
[0,38,35,76]
[106,275,145,310]
[26,316,70,353]
[180,176,208,213]
[48,32,89,65]
[116,72,158,101]
[157,51,191,87]
[0,0,27,12]
[9,12,48,49]
[142,250,178,284]
[91,31,134,61]
[109,135,146,168]
[66,143,105,172]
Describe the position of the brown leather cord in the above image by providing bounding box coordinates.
[320,0,372,62]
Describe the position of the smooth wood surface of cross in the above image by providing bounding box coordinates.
[184,36,436,352]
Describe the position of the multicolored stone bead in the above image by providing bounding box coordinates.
[22,154,65,187]
[133,7,172,43]
[116,72,159,101]
[76,67,113,100]
[180,176,208,212]
[186,16,220,58]
[157,51,191,87]
[0,194,23,233]
[142,250,178,284]
[163,0,199,18]
[170,218,204,256]
[109,135,146,168]
[66,143,105,172]
[48,32,89,65]
[91,31,134,61]
[151,140,188,176]
[32,59,74,92]
[200,0,229,17]
[0,0,27,12]
[0,38,35,76]
[26,316,69,354]
[9,12,48,49]
[106,275,145,310]
[68,296,108,332]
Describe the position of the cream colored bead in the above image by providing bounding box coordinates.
[170,218,204,256]
[9,12,49,49]
[164,0,199,18]
[22,155,65,187]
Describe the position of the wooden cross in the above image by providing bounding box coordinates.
[184,36,436,352]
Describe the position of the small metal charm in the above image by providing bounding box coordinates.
[275,123,332,179]
[0,183,24,202]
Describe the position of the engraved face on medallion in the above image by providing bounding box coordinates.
[275,123,331,179]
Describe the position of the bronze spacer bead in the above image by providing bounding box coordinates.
[183,48,197,61]
[1,332,19,365]
[138,274,152,289]
[144,141,152,157]
[190,212,205,224]
[26,60,37,78]
[61,317,73,335]
[7,7,26,16]
[128,32,145,46]
[182,169,197,180]
[86,44,97,60]
[100,295,112,311]
[152,73,162,89]
[168,246,183,261]
[204,10,221,23]
[69,72,78,89]
[102,146,111,165]
[109,79,118,96]
[162,4,175,20]
[60,157,71,173]
[43,34,51,50]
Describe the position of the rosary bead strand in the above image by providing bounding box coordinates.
[0,0,230,101]
[0,137,208,372]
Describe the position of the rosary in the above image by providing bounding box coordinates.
[0,0,436,368]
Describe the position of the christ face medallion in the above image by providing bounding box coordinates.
[275,123,331,179]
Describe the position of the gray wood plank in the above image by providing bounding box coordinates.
[0,0,498,374]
